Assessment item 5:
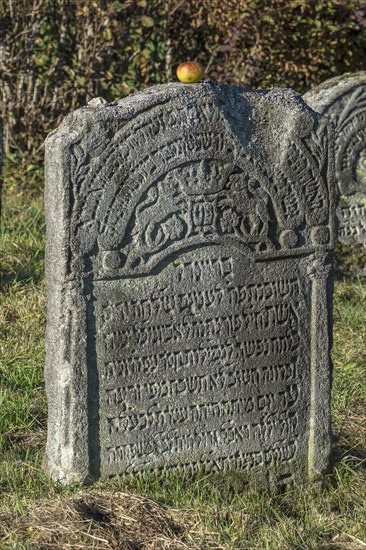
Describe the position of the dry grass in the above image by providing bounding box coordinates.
[0,490,218,550]
[2,428,46,450]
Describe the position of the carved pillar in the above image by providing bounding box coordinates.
[307,254,332,479]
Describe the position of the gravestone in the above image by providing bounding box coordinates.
[44,82,335,488]
[304,73,366,275]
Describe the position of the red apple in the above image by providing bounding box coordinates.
[176,62,204,83]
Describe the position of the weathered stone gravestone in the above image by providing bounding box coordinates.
[45,82,335,488]
[304,73,366,274]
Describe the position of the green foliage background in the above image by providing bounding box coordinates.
[0,0,366,159]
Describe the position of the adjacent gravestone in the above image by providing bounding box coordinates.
[44,82,335,488]
[304,73,366,275]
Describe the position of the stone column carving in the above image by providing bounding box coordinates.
[307,254,332,479]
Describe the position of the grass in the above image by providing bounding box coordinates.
[0,166,365,549]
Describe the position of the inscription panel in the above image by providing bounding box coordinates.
[95,249,310,479]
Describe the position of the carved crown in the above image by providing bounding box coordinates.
[175,160,232,196]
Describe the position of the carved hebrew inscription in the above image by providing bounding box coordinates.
[95,249,310,478]
[338,203,366,242]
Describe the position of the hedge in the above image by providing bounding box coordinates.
[0,0,365,159]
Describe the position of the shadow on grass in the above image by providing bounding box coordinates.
[334,270,366,283]
[0,266,44,292]
[331,436,366,470]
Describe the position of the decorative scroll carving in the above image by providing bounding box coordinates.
[65,86,332,278]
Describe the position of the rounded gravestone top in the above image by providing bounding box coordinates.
[304,72,366,271]
[304,72,366,197]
